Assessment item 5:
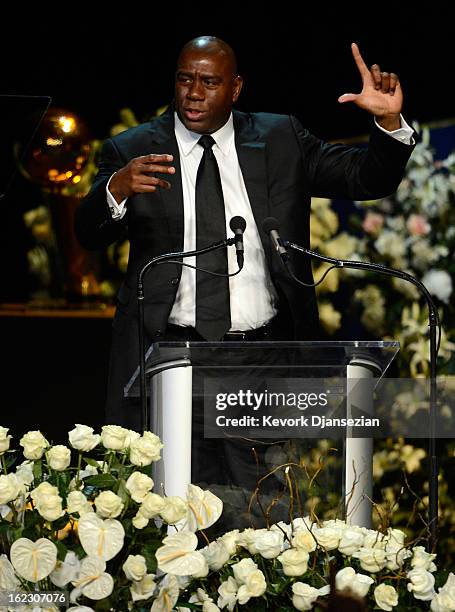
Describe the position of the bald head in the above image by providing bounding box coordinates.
[175,35,243,134]
[178,36,238,76]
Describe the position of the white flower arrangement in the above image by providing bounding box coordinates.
[310,126,455,377]
[0,424,453,610]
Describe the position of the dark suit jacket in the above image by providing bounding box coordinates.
[75,109,414,420]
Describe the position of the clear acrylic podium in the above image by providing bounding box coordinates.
[126,341,398,528]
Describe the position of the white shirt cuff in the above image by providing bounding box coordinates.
[374,114,415,145]
[106,174,128,220]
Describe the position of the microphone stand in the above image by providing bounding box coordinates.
[136,237,236,435]
[284,240,440,552]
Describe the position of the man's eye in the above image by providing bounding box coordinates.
[204,80,217,86]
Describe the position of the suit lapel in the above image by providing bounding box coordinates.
[148,111,184,250]
[233,111,271,261]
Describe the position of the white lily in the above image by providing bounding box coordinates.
[10,537,57,583]
[156,531,207,577]
[77,513,124,561]
[185,484,223,532]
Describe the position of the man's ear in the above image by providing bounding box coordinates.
[233,75,243,103]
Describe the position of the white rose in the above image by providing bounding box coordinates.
[313,525,341,550]
[47,445,71,471]
[338,528,365,556]
[140,492,166,519]
[38,497,64,522]
[0,427,12,454]
[15,461,34,487]
[232,558,258,584]
[431,574,455,612]
[202,540,230,571]
[94,490,124,518]
[407,568,436,601]
[126,429,141,447]
[218,530,239,556]
[253,528,284,559]
[422,269,453,304]
[126,472,154,503]
[31,481,59,505]
[385,542,412,571]
[68,424,100,452]
[101,425,130,451]
[123,554,147,581]
[217,576,238,611]
[431,591,455,612]
[336,567,374,598]
[237,528,258,554]
[130,431,163,466]
[278,548,309,576]
[130,573,156,602]
[387,528,406,546]
[352,547,387,572]
[292,582,330,611]
[132,512,149,529]
[66,491,93,516]
[0,474,22,504]
[292,530,317,553]
[411,546,437,572]
[31,484,64,522]
[237,569,266,605]
[374,583,399,611]
[20,430,48,460]
[160,496,187,524]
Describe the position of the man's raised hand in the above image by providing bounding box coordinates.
[338,43,403,131]
[109,154,175,204]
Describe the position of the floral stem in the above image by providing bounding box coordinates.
[1,454,7,474]
[76,452,82,487]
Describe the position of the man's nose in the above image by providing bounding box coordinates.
[187,79,204,99]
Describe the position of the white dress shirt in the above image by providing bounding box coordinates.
[106,113,414,330]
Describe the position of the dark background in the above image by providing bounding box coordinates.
[1,9,454,440]
[2,8,454,140]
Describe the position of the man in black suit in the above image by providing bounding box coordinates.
[75,36,414,432]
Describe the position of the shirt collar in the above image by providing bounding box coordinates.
[174,112,234,157]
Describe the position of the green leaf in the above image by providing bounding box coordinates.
[55,539,68,561]
[83,474,117,489]
[117,479,129,502]
[141,543,160,573]
[33,460,42,481]
[83,457,100,469]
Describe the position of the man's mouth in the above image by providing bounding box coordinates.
[183,108,206,121]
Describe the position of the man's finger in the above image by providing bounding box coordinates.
[138,163,176,175]
[381,72,390,93]
[370,64,382,90]
[135,178,172,191]
[351,42,370,79]
[141,154,174,164]
[389,73,399,96]
[338,93,358,104]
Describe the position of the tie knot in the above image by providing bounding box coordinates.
[198,134,216,150]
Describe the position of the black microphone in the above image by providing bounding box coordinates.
[262,217,289,262]
[229,215,246,268]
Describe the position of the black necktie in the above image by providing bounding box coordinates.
[195,135,231,341]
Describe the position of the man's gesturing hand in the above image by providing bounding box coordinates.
[109,154,175,204]
[338,43,403,131]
